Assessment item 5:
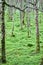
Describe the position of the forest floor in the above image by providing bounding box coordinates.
[0,11,43,65]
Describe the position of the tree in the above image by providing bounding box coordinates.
[7,0,17,36]
[0,0,2,21]
[8,0,16,21]
[40,0,43,10]
[11,0,17,36]
[26,0,31,37]
[40,57,43,65]
[11,9,16,37]
[1,0,6,63]
[20,0,25,29]
[35,0,40,53]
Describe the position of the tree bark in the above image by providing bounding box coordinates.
[11,9,16,37]
[1,0,6,63]
[26,0,31,37]
[20,0,25,29]
[35,0,40,53]
[40,57,43,65]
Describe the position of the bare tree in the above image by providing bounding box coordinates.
[1,0,6,63]
[11,9,16,37]
[35,0,40,53]
[7,0,17,36]
[20,0,25,29]
[7,0,15,21]
[26,0,31,37]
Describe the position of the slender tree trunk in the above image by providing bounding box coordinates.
[11,9,16,37]
[26,0,31,37]
[8,0,14,21]
[20,11,25,29]
[0,0,2,21]
[11,0,17,36]
[7,0,16,36]
[32,0,35,15]
[22,11,25,25]
[20,0,23,29]
[26,9,30,37]
[40,57,43,65]
[35,0,40,53]
[1,0,6,63]
[20,0,25,29]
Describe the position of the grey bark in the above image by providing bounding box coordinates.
[35,0,40,53]
[20,0,25,29]
[26,0,31,37]
[7,0,17,36]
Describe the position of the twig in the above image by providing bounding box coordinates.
[26,6,43,12]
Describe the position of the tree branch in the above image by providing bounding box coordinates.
[0,1,43,13]
[28,2,35,5]
[5,2,25,12]
[27,1,39,6]
[26,6,43,12]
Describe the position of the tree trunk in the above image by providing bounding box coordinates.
[1,0,6,63]
[35,0,40,53]
[8,0,14,21]
[11,0,17,36]
[11,9,16,37]
[8,0,16,36]
[20,0,25,29]
[40,57,43,65]
[26,9,30,37]
[0,0,2,21]
[26,0,31,37]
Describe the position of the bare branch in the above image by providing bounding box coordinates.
[28,1,35,6]
[26,6,43,12]
[0,1,43,13]
[5,2,24,12]
[27,1,39,6]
